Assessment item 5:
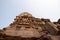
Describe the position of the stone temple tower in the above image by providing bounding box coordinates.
[0,12,60,40]
[4,12,46,37]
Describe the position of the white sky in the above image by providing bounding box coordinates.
[0,0,60,29]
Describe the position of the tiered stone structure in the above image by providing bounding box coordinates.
[0,12,60,40]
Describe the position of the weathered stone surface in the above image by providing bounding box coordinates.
[45,22,59,35]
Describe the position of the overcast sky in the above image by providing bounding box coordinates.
[0,0,60,29]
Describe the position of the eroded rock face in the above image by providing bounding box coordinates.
[0,12,60,40]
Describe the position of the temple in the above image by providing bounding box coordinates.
[0,12,60,40]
